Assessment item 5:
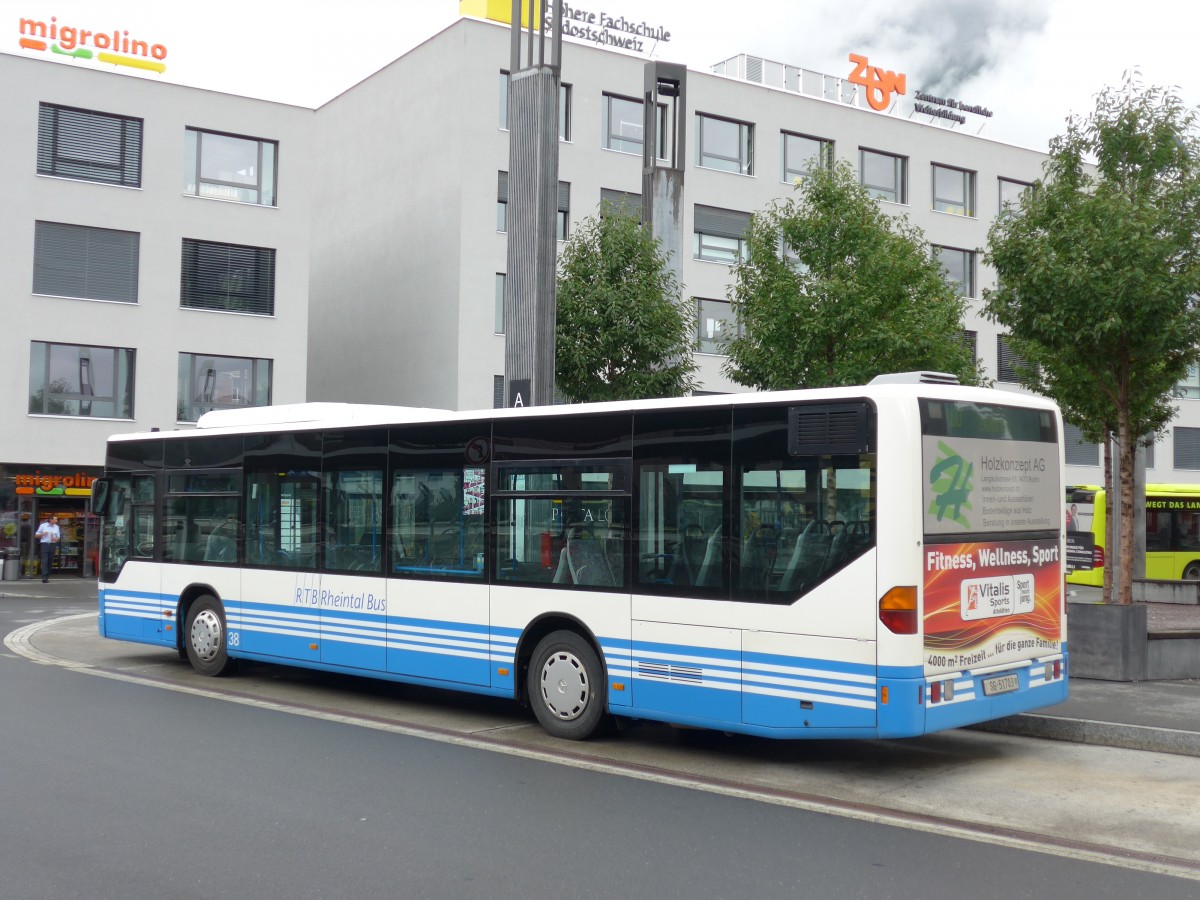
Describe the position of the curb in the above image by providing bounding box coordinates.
[969,714,1200,758]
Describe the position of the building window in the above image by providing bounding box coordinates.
[33,221,139,303]
[697,114,753,175]
[180,239,276,316]
[37,103,143,187]
[557,181,570,240]
[1175,428,1200,470]
[497,171,508,232]
[696,298,737,354]
[499,71,508,129]
[961,329,977,363]
[694,205,751,264]
[1063,422,1100,467]
[860,148,907,203]
[997,335,1027,384]
[1177,364,1200,399]
[998,177,1032,214]
[600,188,641,219]
[934,246,976,297]
[29,341,134,418]
[184,128,277,206]
[178,353,271,422]
[495,273,506,334]
[498,172,568,237]
[559,83,572,141]
[602,93,666,157]
[781,132,832,183]
[499,72,571,141]
[932,163,976,216]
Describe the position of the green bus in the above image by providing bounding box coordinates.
[1066,483,1200,584]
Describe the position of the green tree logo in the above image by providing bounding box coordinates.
[929,441,973,529]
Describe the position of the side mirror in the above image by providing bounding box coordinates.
[91,478,111,517]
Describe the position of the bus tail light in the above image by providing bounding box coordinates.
[1093,546,1105,568]
[879,586,918,634]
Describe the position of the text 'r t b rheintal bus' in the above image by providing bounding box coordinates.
[91,372,1067,741]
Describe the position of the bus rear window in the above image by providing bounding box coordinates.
[920,400,1056,443]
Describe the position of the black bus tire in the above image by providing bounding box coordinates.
[528,630,609,740]
[185,595,238,677]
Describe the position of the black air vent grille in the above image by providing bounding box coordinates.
[789,402,874,456]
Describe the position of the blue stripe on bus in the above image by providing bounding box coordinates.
[99,589,1066,738]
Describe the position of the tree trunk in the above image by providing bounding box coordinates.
[1116,390,1135,605]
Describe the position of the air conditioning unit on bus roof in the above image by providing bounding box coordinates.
[868,371,961,386]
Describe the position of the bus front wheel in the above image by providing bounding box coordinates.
[528,630,609,741]
[185,595,238,677]
[1184,563,1200,581]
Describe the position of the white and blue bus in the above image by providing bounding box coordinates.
[92,375,1068,741]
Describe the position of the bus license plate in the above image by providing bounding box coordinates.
[982,674,1019,696]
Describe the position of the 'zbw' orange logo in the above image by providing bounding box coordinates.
[848,53,906,111]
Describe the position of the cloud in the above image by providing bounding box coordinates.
[848,0,1050,97]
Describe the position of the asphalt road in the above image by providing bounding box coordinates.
[3,592,1199,898]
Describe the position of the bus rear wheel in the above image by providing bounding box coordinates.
[185,595,237,677]
[1184,563,1200,581]
[528,630,608,740]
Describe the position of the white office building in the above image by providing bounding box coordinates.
[2,12,1197,575]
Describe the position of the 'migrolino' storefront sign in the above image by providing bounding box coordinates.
[17,15,168,73]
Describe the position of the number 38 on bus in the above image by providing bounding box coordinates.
[91,373,1068,741]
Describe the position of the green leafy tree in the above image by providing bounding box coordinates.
[985,75,1200,603]
[724,161,981,390]
[555,207,698,402]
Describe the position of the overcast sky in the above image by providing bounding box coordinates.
[8,0,1198,152]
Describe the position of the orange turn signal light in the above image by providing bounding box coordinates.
[879,586,918,635]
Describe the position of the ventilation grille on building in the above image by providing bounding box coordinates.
[745,56,763,83]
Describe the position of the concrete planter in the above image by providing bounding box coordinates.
[1068,602,1148,681]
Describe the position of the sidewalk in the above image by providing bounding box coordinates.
[4,577,1200,755]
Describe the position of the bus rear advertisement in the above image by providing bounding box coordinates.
[92,379,1067,742]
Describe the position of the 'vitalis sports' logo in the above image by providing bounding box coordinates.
[928,441,973,530]
[18,16,168,73]
[847,52,906,111]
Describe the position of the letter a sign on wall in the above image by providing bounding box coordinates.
[508,379,531,408]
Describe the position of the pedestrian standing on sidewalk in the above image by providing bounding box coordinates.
[35,515,61,583]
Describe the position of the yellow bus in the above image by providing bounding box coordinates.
[1066,484,1200,584]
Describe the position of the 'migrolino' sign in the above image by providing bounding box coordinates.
[18,14,168,73]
